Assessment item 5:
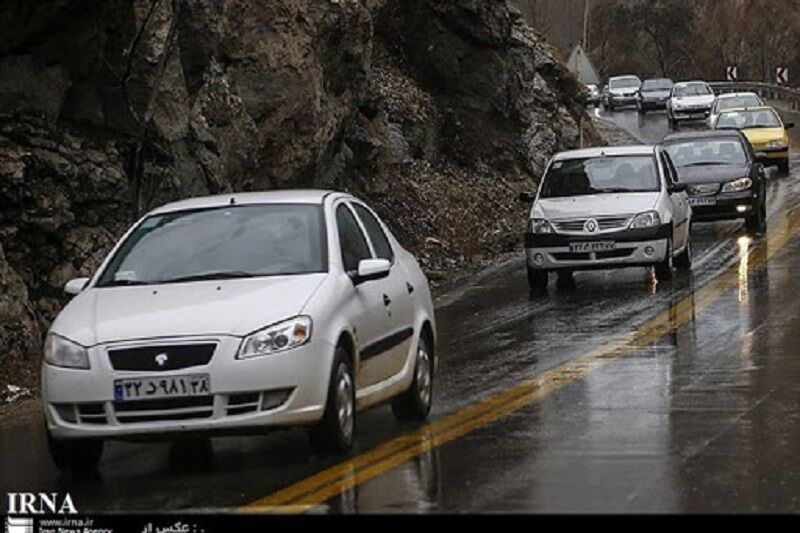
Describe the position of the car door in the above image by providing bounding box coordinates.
[350,201,415,385]
[334,202,394,389]
[660,151,689,250]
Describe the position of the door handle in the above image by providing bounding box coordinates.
[383,294,392,307]
[406,282,415,294]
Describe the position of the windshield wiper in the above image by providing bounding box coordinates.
[160,271,258,284]
[683,161,734,167]
[592,187,639,194]
[104,279,150,287]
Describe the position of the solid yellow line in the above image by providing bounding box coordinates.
[243,207,800,513]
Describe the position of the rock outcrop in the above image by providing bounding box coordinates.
[0,0,594,394]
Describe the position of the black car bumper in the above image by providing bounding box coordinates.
[690,192,759,222]
[524,224,672,248]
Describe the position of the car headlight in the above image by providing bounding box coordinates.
[629,211,661,229]
[529,218,554,234]
[44,333,90,369]
[721,178,753,193]
[767,140,785,149]
[237,316,312,359]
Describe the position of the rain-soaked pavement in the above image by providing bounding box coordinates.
[3,108,800,513]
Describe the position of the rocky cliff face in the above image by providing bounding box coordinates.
[0,0,593,394]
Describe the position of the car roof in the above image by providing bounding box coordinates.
[553,145,657,161]
[716,91,759,99]
[148,189,348,215]
[718,105,775,113]
[609,75,640,81]
[663,129,745,143]
[674,80,708,87]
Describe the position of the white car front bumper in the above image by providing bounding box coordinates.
[42,336,334,440]
[526,238,669,271]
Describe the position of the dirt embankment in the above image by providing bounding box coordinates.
[0,0,596,398]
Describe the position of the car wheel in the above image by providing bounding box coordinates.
[745,199,767,234]
[308,347,355,455]
[655,237,674,282]
[638,105,645,115]
[527,267,549,292]
[675,236,692,271]
[46,427,103,472]
[778,158,790,174]
[392,333,433,421]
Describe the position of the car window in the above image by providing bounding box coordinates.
[659,152,679,185]
[718,95,761,112]
[96,204,327,286]
[336,204,372,272]
[352,204,394,262]
[540,155,659,198]
[717,109,781,129]
[674,83,712,97]
[664,138,747,168]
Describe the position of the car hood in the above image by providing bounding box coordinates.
[673,95,715,106]
[51,274,327,346]
[534,193,660,219]
[743,128,787,146]
[642,90,671,99]
[675,165,748,185]
[610,87,638,95]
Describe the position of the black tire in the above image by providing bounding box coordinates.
[675,236,692,271]
[392,334,434,421]
[308,347,355,455]
[527,268,549,292]
[47,428,103,472]
[638,105,646,116]
[668,116,678,130]
[745,200,767,234]
[778,158,790,174]
[654,237,674,282]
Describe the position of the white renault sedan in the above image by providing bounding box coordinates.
[43,190,436,470]
[520,146,692,291]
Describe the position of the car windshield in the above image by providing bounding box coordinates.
[717,109,781,129]
[540,156,660,198]
[610,77,640,89]
[642,79,673,91]
[664,139,747,169]
[715,94,761,113]
[96,204,327,287]
[674,83,712,97]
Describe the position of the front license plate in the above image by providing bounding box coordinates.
[570,241,616,253]
[114,374,210,402]
[689,197,717,207]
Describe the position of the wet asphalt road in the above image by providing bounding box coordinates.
[4,108,800,513]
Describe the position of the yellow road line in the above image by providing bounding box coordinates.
[243,207,800,513]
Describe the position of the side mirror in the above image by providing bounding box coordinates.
[64,277,90,296]
[518,192,537,203]
[785,122,795,130]
[352,259,391,285]
[669,183,688,193]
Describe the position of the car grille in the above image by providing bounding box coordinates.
[553,216,632,234]
[689,184,720,196]
[552,249,634,262]
[50,389,294,426]
[108,343,216,372]
[114,396,215,424]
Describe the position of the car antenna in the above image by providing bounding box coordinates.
[229,196,236,205]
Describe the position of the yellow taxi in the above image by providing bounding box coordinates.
[714,106,794,173]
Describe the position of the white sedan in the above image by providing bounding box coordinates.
[42,190,436,470]
[667,81,716,128]
[520,146,693,291]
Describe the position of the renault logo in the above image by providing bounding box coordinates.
[585,219,598,233]
[154,353,169,367]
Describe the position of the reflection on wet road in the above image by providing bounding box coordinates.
[4,109,800,513]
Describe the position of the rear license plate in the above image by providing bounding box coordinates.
[114,374,210,402]
[689,197,717,207]
[570,241,616,253]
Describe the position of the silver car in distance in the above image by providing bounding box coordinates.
[520,146,693,291]
[42,190,436,470]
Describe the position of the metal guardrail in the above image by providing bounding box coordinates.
[709,82,800,112]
